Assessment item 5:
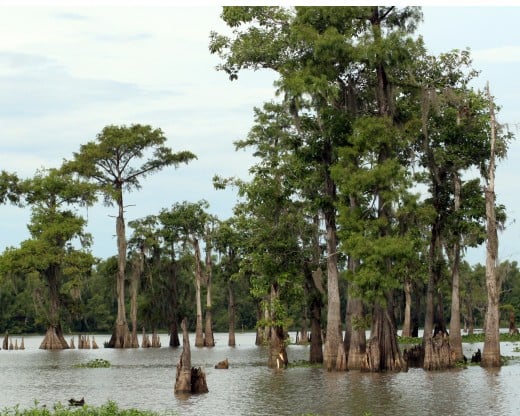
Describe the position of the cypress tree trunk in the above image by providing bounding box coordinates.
[129,251,143,348]
[108,192,130,348]
[482,82,501,368]
[193,238,204,347]
[204,243,214,347]
[323,207,343,371]
[346,296,367,370]
[309,292,324,363]
[307,216,324,363]
[228,284,236,347]
[267,285,288,369]
[364,299,405,372]
[402,280,413,337]
[169,258,180,347]
[449,173,463,361]
[40,266,69,350]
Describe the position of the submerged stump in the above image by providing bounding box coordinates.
[174,318,208,394]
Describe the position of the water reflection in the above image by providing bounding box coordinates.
[0,333,519,415]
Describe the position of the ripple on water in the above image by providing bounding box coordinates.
[1,333,520,415]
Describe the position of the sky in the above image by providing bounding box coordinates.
[0,2,519,266]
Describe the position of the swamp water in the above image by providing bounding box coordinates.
[1,332,520,415]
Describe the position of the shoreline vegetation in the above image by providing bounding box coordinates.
[0,401,163,416]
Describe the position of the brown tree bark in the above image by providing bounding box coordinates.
[508,310,518,335]
[228,284,236,347]
[449,173,463,361]
[40,266,69,349]
[346,296,367,370]
[108,191,130,348]
[402,280,413,337]
[363,299,405,372]
[323,207,343,371]
[482,82,501,368]
[174,318,192,393]
[168,258,180,347]
[204,239,214,347]
[129,251,144,348]
[267,284,288,369]
[193,238,204,347]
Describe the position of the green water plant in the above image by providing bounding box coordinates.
[73,358,111,368]
[0,401,170,416]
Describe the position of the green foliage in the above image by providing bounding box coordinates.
[0,401,163,416]
[398,336,422,345]
[461,332,520,343]
[73,358,111,368]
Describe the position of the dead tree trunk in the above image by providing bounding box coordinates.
[175,318,192,393]
[174,318,208,394]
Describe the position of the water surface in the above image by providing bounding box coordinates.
[1,332,519,415]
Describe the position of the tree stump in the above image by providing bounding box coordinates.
[191,367,209,393]
[215,358,229,369]
[174,318,208,394]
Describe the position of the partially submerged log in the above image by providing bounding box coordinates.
[174,318,208,394]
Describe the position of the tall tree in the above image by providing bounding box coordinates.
[482,82,506,367]
[211,6,423,371]
[160,200,213,347]
[63,124,196,348]
[11,168,96,349]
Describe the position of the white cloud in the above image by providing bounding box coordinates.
[473,46,520,63]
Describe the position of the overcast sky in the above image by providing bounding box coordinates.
[0,3,519,266]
